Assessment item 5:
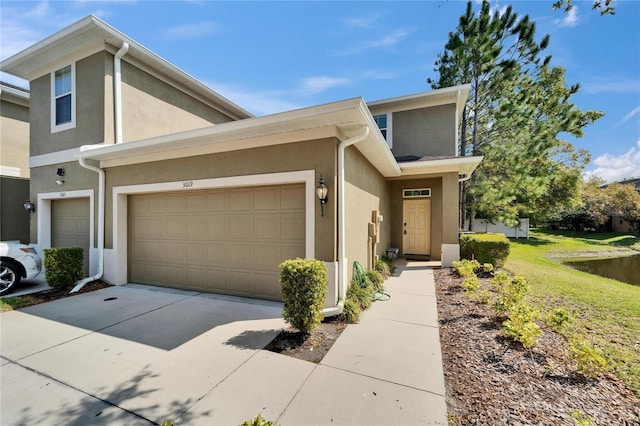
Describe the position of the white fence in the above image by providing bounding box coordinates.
[464,218,529,238]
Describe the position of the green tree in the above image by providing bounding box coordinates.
[553,0,616,16]
[429,0,602,228]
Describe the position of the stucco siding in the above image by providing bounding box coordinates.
[392,104,456,158]
[104,138,337,261]
[30,52,107,156]
[120,61,235,143]
[0,100,30,178]
[344,146,391,273]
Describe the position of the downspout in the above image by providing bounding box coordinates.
[322,126,370,317]
[70,156,105,293]
[114,42,129,144]
[70,42,127,292]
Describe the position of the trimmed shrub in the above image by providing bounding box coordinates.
[460,233,510,267]
[43,247,84,289]
[238,414,275,426]
[452,259,481,277]
[279,258,327,333]
[502,303,541,348]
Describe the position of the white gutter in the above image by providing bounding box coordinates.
[322,126,370,317]
[114,42,129,144]
[70,155,105,293]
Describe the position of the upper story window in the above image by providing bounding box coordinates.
[372,113,392,148]
[51,64,75,132]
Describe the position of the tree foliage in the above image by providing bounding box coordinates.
[429,0,602,228]
[552,0,616,16]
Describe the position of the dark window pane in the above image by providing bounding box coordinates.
[56,94,71,125]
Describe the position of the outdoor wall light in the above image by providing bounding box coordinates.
[316,174,328,217]
[24,200,35,214]
[56,168,65,177]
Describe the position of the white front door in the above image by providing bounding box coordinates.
[403,198,431,256]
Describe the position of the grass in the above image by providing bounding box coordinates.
[0,295,37,312]
[504,230,640,395]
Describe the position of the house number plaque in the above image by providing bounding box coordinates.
[182,181,193,188]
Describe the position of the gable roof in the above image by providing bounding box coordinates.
[0,15,251,121]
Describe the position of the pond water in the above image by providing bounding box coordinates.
[564,254,640,286]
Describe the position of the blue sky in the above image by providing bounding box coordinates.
[1,0,638,183]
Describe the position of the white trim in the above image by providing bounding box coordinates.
[111,170,316,285]
[0,166,21,177]
[36,189,95,270]
[30,147,84,168]
[50,63,76,133]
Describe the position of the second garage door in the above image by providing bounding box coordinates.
[128,184,306,300]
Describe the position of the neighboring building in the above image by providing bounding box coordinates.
[0,16,481,312]
[0,82,30,243]
[610,178,640,233]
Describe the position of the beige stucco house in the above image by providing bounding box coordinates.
[0,15,481,314]
[0,82,30,243]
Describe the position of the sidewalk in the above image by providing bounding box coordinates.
[275,261,447,425]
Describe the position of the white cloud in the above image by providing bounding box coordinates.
[555,5,579,27]
[161,21,218,40]
[584,140,640,183]
[201,80,302,116]
[337,28,411,56]
[582,78,640,95]
[300,76,350,95]
[617,105,640,126]
[344,14,382,29]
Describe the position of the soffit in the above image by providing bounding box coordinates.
[398,155,483,178]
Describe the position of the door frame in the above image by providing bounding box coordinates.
[402,193,431,257]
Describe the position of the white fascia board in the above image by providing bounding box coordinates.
[0,84,30,106]
[30,147,84,168]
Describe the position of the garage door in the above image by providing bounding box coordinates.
[52,198,90,275]
[128,184,306,300]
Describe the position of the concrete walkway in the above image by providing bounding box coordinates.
[0,262,446,425]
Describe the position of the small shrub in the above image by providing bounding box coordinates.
[279,258,328,333]
[366,269,385,290]
[43,247,84,289]
[238,413,275,426]
[502,303,541,348]
[490,271,511,291]
[460,233,510,267]
[493,275,529,316]
[569,339,608,377]
[374,259,391,277]
[341,299,361,323]
[462,275,480,294]
[347,277,374,310]
[452,259,480,277]
[570,410,594,426]
[481,263,494,273]
[476,289,492,305]
[546,307,571,331]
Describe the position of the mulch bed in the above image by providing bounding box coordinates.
[434,268,640,425]
[7,280,112,307]
[265,318,346,363]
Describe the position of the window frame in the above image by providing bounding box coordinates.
[372,112,392,148]
[50,63,76,133]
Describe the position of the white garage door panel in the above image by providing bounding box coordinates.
[128,184,305,300]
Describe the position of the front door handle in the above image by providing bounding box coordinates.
[404,230,407,235]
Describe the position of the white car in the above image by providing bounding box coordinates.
[0,242,42,296]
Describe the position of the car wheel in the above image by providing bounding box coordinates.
[0,261,21,296]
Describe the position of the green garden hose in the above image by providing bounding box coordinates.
[353,261,391,301]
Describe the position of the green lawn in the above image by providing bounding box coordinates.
[505,230,640,395]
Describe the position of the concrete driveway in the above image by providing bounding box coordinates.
[1,284,290,425]
[1,263,447,425]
